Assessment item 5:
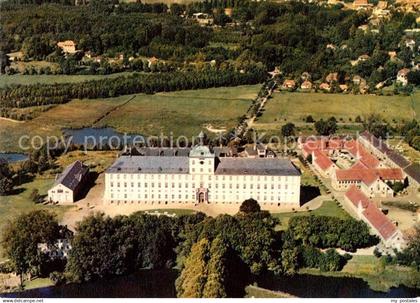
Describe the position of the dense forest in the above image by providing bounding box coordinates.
[1,0,418,83]
[0,67,266,108]
[3,201,400,297]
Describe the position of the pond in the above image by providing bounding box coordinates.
[2,270,177,298]
[2,271,419,298]
[62,127,144,148]
[0,152,28,163]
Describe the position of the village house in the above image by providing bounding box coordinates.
[192,13,214,26]
[388,51,397,59]
[48,160,89,203]
[224,7,233,17]
[301,80,313,91]
[301,71,311,81]
[325,72,339,83]
[339,84,348,92]
[57,40,77,54]
[319,82,331,92]
[358,54,370,62]
[282,79,296,90]
[147,56,159,68]
[404,39,416,51]
[6,51,23,62]
[397,68,410,86]
[353,73,364,84]
[345,186,406,250]
[353,0,373,10]
[326,44,336,50]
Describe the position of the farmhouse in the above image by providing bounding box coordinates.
[48,160,89,203]
[397,68,410,86]
[104,145,301,209]
[57,40,77,54]
[319,82,331,92]
[301,80,313,90]
[282,79,296,90]
[345,186,405,250]
[192,13,213,26]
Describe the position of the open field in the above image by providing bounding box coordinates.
[96,85,258,137]
[272,200,349,230]
[56,150,118,174]
[388,138,420,164]
[0,72,133,88]
[0,85,259,152]
[256,91,419,129]
[0,96,132,151]
[300,255,420,292]
[0,178,75,261]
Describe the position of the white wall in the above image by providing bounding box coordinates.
[104,172,301,207]
[48,184,74,203]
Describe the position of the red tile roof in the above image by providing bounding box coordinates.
[351,161,367,170]
[360,153,380,169]
[345,185,370,208]
[345,186,398,241]
[346,140,380,168]
[362,203,397,240]
[336,168,404,185]
[314,150,334,170]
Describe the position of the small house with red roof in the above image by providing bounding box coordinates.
[282,79,296,90]
[397,68,410,86]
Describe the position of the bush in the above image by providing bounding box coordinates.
[0,261,14,274]
[49,271,66,286]
[373,247,382,258]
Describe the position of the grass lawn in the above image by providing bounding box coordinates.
[55,150,118,174]
[0,96,130,151]
[0,85,260,152]
[300,255,420,292]
[95,85,259,138]
[388,138,420,164]
[0,177,75,262]
[272,200,349,230]
[245,285,294,298]
[0,72,133,88]
[257,91,419,127]
[23,277,54,290]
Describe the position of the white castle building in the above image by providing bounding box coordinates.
[104,145,301,208]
